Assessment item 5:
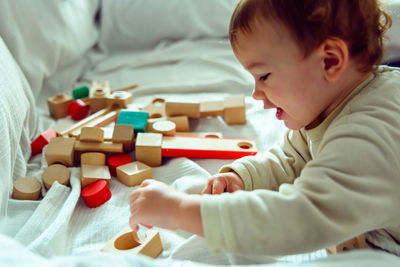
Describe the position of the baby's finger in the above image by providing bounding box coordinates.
[129,216,139,232]
[140,179,153,187]
[201,182,212,194]
[212,179,225,194]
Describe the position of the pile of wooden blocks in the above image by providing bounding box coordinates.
[14,81,259,258]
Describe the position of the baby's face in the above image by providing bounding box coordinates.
[233,19,334,130]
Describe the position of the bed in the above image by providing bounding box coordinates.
[1,0,400,266]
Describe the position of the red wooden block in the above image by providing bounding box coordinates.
[161,136,258,159]
[81,180,111,208]
[108,154,133,177]
[68,99,90,121]
[30,128,57,156]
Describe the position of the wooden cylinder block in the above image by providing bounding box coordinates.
[81,152,106,165]
[12,177,41,200]
[152,120,176,136]
[42,164,71,190]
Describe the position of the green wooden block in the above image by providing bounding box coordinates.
[116,110,149,135]
[72,86,89,100]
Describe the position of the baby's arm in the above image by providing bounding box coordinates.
[202,129,311,194]
[129,179,203,236]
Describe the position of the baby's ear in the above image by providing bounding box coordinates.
[320,37,349,82]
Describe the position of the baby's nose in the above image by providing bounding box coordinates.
[252,87,264,100]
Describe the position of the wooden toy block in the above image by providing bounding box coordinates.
[165,101,200,118]
[111,83,138,92]
[42,164,70,190]
[81,164,111,188]
[151,120,176,136]
[74,141,123,154]
[327,234,366,254]
[107,91,133,110]
[102,127,114,142]
[89,81,112,114]
[81,180,111,208]
[144,98,166,119]
[162,136,257,159]
[30,128,57,156]
[68,99,90,121]
[112,124,135,152]
[223,94,246,124]
[80,127,104,143]
[57,108,110,137]
[12,177,41,200]
[51,120,74,137]
[47,94,73,119]
[146,117,165,132]
[117,110,149,135]
[69,110,119,138]
[200,100,224,118]
[102,227,163,258]
[135,133,162,167]
[45,137,75,167]
[72,86,90,100]
[81,152,106,165]
[168,116,189,132]
[116,161,152,187]
[175,132,223,138]
[108,154,133,177]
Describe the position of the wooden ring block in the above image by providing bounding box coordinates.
[102,226,163,258]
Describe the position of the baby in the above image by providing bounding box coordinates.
[130,0,400,256]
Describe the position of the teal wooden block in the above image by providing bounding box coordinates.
[116,110,149,135]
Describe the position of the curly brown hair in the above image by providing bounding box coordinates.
[229,0,392,72]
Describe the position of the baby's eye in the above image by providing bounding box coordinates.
[259,73,270,81]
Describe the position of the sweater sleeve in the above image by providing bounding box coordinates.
[219,129,312,191]
[202,122,400,255]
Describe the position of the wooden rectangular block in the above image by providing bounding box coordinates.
[74,141,123,153]
[112,124,135,152]
[200,100,224,118]
[135,133,162,167]
[117,110,149,135]
[58,108,110,137]
[81,164,111,187]
[165,101,200,118]
[80,127,104,143]
[116,161,152,187]
[47,94,73,119]
[175,132,223,138]
[45,137,75,166]
[162,136,257,159]
[68,110,119,138]
[102,227,163,258]
[89,81,111,114]
[223,94,246,124]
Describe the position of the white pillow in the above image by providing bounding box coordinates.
[0,0,100,100]
[99,0,237,52]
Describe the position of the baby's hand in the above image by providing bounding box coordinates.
[201,172,244,195]
[129,179,185,232]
